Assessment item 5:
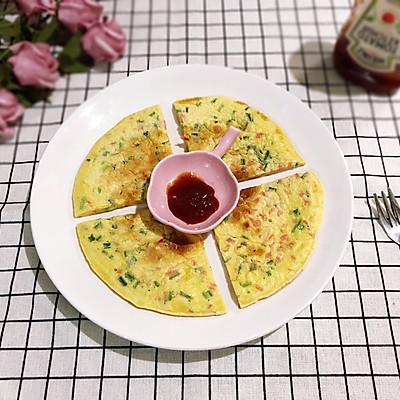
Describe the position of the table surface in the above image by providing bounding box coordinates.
[1,0,400,399]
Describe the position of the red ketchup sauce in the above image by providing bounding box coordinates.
[167,172,219,225]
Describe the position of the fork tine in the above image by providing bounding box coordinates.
[381,191,395,227]
[374,193,391,229]
[388,188,400,222]
[374,190,400,246]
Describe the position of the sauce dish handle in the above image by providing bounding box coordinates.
[212,126,241,157]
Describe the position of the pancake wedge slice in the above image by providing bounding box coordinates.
[73,105,172,217]
[214,172,324,308]
[77,210,226,316]
[173,96,305,182]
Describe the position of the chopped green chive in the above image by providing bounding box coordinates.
[268,186,277,191]
[101,163,110,172]
[241,281,251,287]
[103,242,111,249]
[164,291,174,303]
[126,256,137,266]
[169,272,180,280]
[133,280,140,288]
[153,281,160,287]
[223,214,231,222]
[301,172,309,179]
[79,197,87,210]
[88,234,95,242]
[195,101,202,107]
[247,145,269,169]
[202,290,213,299]
[292,220,305,232]
[241,235,250,240]
[250,263,258,271]
[118,276,127,286]
[125,272,135,282]
[180,291,192,300]
[266,270,272,276]
[94,221,103,230]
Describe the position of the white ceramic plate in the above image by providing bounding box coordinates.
[31,65,353,351]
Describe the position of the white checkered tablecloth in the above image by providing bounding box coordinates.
[1,0,399,399]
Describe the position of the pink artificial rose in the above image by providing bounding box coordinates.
[0,89,25,142]
[82,16,126,63]
[58,0,103,33]
[8,42,60,89]
[16,0,56,17]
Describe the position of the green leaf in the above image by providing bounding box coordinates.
[0,19,21,38]
[57,31,93,73]
[34,17,58,43]
[0,61,13,83]
[19,21,34,42]
[59,57,93,73]
[4,81,22,91]
[13,86,50,107]
[59,31,83,60]
[15,92,34,107]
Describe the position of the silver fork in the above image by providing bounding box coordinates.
[373,188,400,245]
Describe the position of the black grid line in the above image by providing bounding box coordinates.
[1,0,400,399]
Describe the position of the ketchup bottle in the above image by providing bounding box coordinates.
[333,0,400,94]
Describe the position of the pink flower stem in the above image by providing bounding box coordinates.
[0,48,12,62]
[0,4,16,18]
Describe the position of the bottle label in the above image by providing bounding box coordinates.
[346,0,400,72]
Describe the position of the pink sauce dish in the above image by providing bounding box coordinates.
[147,126,241,234]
